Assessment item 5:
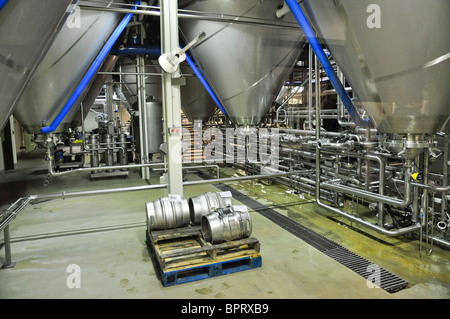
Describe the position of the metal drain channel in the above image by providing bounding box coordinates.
[213,183,409,293]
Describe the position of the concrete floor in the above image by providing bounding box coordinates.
[0,150,449,299]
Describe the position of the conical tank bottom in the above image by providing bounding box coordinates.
[180,64,217,123]
[0,0,77,131]
[301,0,450,134]
[13,1,126,134]
[179,0,305,126]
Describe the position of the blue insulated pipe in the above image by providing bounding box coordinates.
[185,53,226,115]
[0,0,8,10]
[284,0,369,127]
[41,1,141,134]
[111,45,161,57]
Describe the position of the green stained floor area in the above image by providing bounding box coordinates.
[0,150,448,299]
[227,173,449,293]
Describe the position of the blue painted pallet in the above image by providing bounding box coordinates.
[145,228,262,287]
[159,254,262,287]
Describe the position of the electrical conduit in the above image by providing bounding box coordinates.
[40,0,141,134]
[284,0,368,127]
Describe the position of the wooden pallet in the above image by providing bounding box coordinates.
[145,226,262,287]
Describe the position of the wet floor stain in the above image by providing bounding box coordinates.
[220,171,450,289]
[195,285,213,295]
[221,282,232,289]
[23,246,39,250]
[120,278,137,294]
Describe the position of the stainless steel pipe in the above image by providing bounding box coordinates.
[89,134,100,173]
[189,191,233,224]
[36,170,306,201]
[103,134,114,172]
[145,196,190,231]
[201,206,252,244]
[322,179,411,208]
[77,1,299,29]
[313,80,420,237]
[117,133,128,170]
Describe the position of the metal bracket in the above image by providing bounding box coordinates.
[171,76,186,86]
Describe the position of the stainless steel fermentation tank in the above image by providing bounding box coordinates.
[178,0,306,126]
[120,57,162,105]
[133,99,163,156]
[13,0,127,134]
[0,0,77,131]
[299,0,450,136]
[8,1,305,134]
[120,58,216,123]
[179,64,218,123]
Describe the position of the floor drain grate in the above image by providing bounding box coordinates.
[214,183,409,293]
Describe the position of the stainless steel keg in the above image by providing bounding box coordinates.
[201,206,252,244]
[146,195,190,231]
[189,191,233,225]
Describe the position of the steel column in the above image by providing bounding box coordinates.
[160,0,183,196]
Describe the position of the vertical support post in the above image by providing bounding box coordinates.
[80,102,86,148]
[1,225,16,269]
[315,53,321,199]
[442,135,448,222]
[365,128,370,191]
[314,55,320,129]
[106,80,115,135]
[160,0,183,196]
[308,45,312,130]
[137,54,150,180]
[422,151,430,253]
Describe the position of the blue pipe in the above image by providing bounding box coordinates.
[284,0,369,127]
[185,52,226,115]
[41,1,140,134]
[0,0,8,10]
[111,45,161,57]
